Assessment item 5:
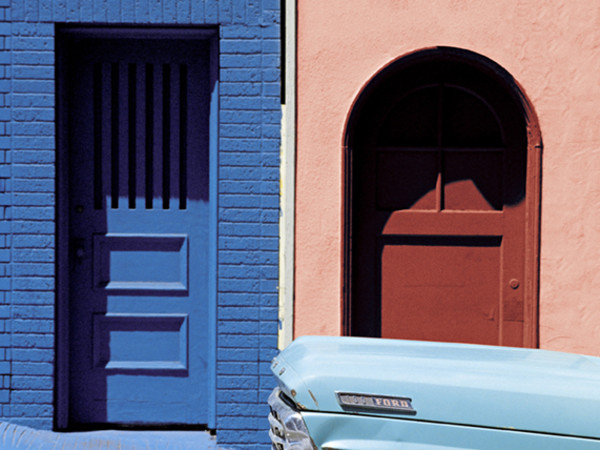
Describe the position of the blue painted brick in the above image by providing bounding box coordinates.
[13,234,54,248]
[262,39,279,54]
[13,248,54,262]
[12,179,55,193]
[163,0,177,22]
[219,265,261,279]
[11,390,53,404]
[176,0,191,22]
[134,0,149,22]
[221,54,262,68]
[12,334,54,348]
[217,402,260,416]
[13,123,54,136]
[13,109,54,122]
[219,194,261,208]
[219,415,263,430]
[12,137,54,150]
[218,0,233,23]
[260,293,278,306]
[217,389,257,404]
[219,236,264,251]
[221,39,261,54]
[12,165,55,178]
[218,278,260,293]
[221,124,261,138]
[219,222,262,236]
[220,137,261,151]
[221,68,261,82]
[221,110,262,123]
[12,37,53,51]
[221,207,261,222]
[13,206,54,220]
[232,0,246,24]
[122,0,135,22]
[13,320,53,333]
[220,293,259,306]
[13,80,54,94]
[220,82,261,96]
[148,0,163,22]
[79,0,93,21]
[6,418,53,429]
[12,362,53,376]
[10,404,53,417]
[217,346,259,361]
[204,1,218,23]
[12,348,53,362]
[220,334,259,348]
[13,277,54,290]
[106,0,121,22]
[218,320,260,334]
[12,304,54,319]
[12,291,54,304]
[11,23,53,36]
[13,263,54,276]
[11,376,53,390]
[12,52,54,65]
[13,65,54,79]
[12,194,54,207]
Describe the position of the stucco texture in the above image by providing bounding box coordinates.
[294,0,600,355]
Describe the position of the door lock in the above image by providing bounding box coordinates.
[72,238,85,264]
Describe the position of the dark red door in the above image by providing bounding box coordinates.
[349,54,533,347]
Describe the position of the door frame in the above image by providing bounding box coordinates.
[342,47,542,347]
[55,26,219,429]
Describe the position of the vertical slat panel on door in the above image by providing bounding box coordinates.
[134,64,146,210]
[153,64,164,209]
[117,62,129,210]
[169,64,181,210]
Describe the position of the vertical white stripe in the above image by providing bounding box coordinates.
[278,0,297,349]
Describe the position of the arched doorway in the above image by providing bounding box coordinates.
[344,48,541,347]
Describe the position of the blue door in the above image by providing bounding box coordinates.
[64,30,214,425]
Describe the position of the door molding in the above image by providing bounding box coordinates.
[55,26,219,429]
[342,47,541,347]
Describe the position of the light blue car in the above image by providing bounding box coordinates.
[268,336,600,449]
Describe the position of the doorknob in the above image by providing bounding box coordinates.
[72,238,85,264]
[509,278,520,289]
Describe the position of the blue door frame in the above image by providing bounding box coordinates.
[56,27,218,429]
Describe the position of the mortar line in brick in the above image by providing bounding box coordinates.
[7,15,13,412]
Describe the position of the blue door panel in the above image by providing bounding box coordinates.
[65,32,212,426]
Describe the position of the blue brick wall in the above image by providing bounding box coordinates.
[0,1,280,448]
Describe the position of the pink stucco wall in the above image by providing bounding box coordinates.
[294,0,600,355]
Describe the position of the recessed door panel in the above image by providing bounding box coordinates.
[63,31,213,425]
[381,236,501,344]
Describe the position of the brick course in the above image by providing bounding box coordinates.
[0,1,280,448]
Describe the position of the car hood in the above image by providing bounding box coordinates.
[271,336,600,439]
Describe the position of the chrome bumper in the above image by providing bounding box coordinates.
[268,387,316,450]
